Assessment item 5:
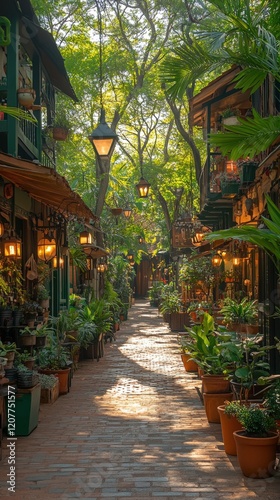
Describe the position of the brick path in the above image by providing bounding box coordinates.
[0,300,279,499]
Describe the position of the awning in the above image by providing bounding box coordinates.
[0,153,97,222]
[20,16,78,102]
[82,245,109,259]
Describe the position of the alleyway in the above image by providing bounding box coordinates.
[0,300,279,500]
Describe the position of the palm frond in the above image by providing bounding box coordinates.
[0,105,37,123]
[208,110,280,159]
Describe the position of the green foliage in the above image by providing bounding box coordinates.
[263,379,280,420]
[227,403,276,437]
[220,297,258,325]
[159,283,182,314]
[180,313,240,375]
[77,322,97,349]
[0,341,17,356]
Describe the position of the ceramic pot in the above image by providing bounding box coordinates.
[17,88,36,108]
[203,392,233,423]
[181,353,198,372]
[202,374,231,394]
[218,405,243,455]
[233,430,279,478]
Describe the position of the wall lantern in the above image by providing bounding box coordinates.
[138,235,144,244]
[135,177,150,198]
[226,160,238,174]
[232,255,241,266]
[97,262,107,272]
[244,278,251,287]
[38,237,56,262]
[88,109,118,161]
[211,253,223,267]
[0,222,4,237]
[123,207,132,219]
[80,230,92,245]
[4,233,21,258]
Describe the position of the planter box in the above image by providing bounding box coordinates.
[40,379,59,404]
[169,312,190,331]
[220,180,240,198]
[239,162,258,185]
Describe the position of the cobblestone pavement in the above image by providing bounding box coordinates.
[0,300,279,499]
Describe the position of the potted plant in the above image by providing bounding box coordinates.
[35,284,50,310]
[35,321,54,347]
[159,283,190,331]
[22,301,40,327]
[36,316,72,395]
[227,402,279,478]
[0,341,17,368]
[220,297,258,335]
[49,111,70,141]
[218,400,243,455]
[15,350,36,370]
[19,326,37,346]
[229,334,273,401]
[148,282,164,307]
[17,87,36,108]
[219,172,240,198]
[38,373,59,404]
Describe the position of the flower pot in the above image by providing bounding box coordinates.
[52,126,69,141]
[23,358,36,370]
[181,353,198,372]
[203,392,233,423]
[218,405,243,455]
[0,309,13,327]
[17,88,36,108]
[39,368,70,395]
[19,334,36,347]
[39,299,49,310]
[13,309,22,326]
[201,374,231,394]
[220,180,240,198]
[17,371,39,389]
[239,162,258,185]
[169,312,190,331]
[233,430,279,478]
[35,335,47,347]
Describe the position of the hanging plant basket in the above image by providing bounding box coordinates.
[52,126,69,141]
[17,88,36,108]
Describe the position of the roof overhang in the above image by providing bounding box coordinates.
[82,245,109,259]
[0,153,97,222]
[1,1,78,101]
[189,65,251,127]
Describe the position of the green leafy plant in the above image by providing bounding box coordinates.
[220,297,258,325]
[159,283,183,314]
[0,341,17,356]
[77,322,97,349]
[38,373,58,389]
[225,403,276,437]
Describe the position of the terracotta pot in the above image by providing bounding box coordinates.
[233,430,279,478]
[39,368,70,395]
[203,392,233,423]
[218,405,243,455]
[181,353,198,372]
[52,126,69,141]
[201,374,231,394]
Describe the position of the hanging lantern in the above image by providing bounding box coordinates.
[88,109,118,161]
[38,238,56,262]
[135,177,150,198]
[4,233,21,258]
[123,207,132,218]
[80,230,92,245]
[211,253,223,267]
